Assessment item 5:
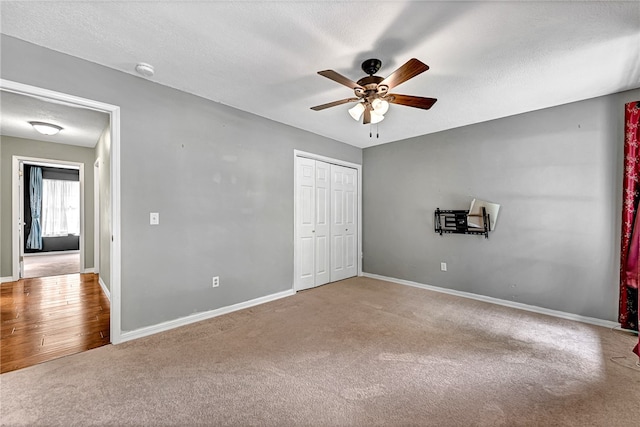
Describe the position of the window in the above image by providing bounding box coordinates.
[41,179,80,236]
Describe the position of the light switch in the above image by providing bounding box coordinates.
[150,212,159,225]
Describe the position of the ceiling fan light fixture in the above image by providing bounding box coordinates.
[372,99,389,115]
[370,110,385,124]
[29,121,63,135]
[311,57,434,127]
[348,102,365,121]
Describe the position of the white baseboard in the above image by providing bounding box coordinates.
[98,277,110,302]
[363,272,620,329]
[0,276,16,284]
[83,268,96,274]
[119,288,296,343]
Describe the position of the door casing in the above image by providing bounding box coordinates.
[14,157,84,278]
[2,79,123,344]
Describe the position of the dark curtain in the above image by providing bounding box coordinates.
[619,101,640,357]
[26,166,43,250]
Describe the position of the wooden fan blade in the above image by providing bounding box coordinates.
[379,58,429,90]
[310,98,360,111]
[363,105,372,124]
[318,70,365,90]
[387,94,437,110]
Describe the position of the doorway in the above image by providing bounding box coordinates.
[1,78,122,345]
[17,158,84,279]
[294,151,362,291]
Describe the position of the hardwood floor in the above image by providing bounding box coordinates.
[0,273,110,374]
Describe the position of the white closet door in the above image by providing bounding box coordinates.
[295,157,330,290]
[314,161,331,287]
[295,157,316,290]
[330,164,358,282]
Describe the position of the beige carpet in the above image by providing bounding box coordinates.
[1,276,639,426]
[22,253,80,278]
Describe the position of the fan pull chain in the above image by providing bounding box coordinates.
[369,123,380,138]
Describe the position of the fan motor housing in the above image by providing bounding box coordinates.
[355,75,386,99]
[356,75,384,87]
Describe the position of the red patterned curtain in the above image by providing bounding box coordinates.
[620,101,640,357]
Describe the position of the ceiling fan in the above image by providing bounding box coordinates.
[311,58,437,125]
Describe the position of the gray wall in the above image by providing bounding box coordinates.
[363,89,640,322]
[0,135,95,276]
[1,35,361,331]
[95,126,111,291]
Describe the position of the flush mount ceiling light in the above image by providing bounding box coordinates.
[29,121,63,135]
[135,62,155,77]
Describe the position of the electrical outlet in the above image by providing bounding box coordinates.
[440,262,447,272]
[212,276,219,288]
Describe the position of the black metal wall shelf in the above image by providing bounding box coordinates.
[434,207,491,239]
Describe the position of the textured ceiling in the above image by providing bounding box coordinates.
[1,1,639,148]
[0,90,110,147]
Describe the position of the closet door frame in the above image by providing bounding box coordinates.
[293,150,362,291]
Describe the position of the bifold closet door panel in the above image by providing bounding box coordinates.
[330,164,358,282]
[295,157,316,290]
[314,160,330,287]
[295,157,331,290]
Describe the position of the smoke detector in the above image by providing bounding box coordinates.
[135,62,155,77]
